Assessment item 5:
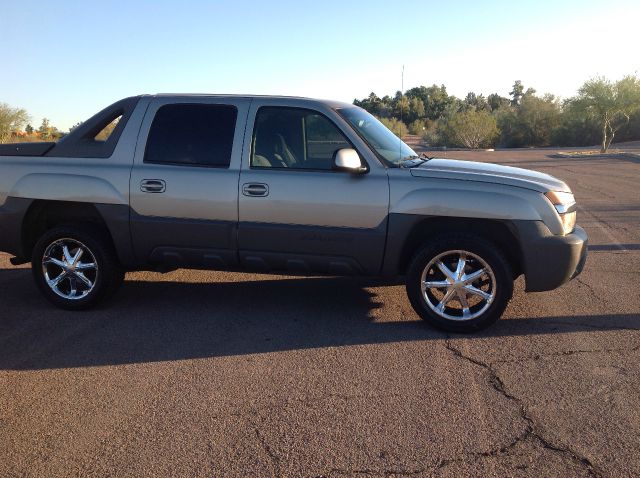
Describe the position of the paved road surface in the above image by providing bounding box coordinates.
[1,149,638,477]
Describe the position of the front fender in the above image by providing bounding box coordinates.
[388,174,562,234]
[391,187,543,221]
[380,175,566,275]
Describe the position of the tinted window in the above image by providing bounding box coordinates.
[251,107,351,170]
[145,104,237,167]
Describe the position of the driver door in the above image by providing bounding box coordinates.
[238,103,389,275]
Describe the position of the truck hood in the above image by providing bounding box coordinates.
[409,158,570,193]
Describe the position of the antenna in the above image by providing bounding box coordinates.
[400,64,404,160]
[400,65,404,129]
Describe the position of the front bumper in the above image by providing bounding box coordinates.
[514,221,588,292]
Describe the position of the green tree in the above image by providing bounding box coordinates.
[407,97,425,123]
[494,105,518,146]
[353,92,381,115]
[495,92,561,147]
[443,110,498,148]
[510,80,524,106]
[378,95,394,118]
[378,116,407,138]
[517,94,561,146]
[393,91,410,121]
[408,119,427,135]
[405,84,454,120]
[572,75,640,152]
[38,118,53,140]
[552,100,600,146]
[463,92,489,112]
[353,76,640,149]
[25,124,34,135]
[487,93,509,111]
[0,103,30,143]
[617,109,640,143]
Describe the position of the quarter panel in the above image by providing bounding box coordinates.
[0,96,151,208]
[10,174,126,204]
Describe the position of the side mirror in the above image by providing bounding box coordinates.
[334,148,367,173]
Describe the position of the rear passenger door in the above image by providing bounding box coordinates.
[130,97,249,269]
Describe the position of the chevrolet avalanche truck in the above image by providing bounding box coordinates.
[0,95,587,332]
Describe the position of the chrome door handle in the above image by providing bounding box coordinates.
[242,183,269,197]
[140,179,166,193]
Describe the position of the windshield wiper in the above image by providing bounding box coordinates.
[400,155,427,168]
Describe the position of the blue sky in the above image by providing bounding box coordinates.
[2,0,638,130]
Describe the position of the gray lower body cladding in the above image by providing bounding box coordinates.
[381,214,587,292]
[129,214,387,275]
[513,221,588,292]
[0,199,587,291]
[1,199,386,274]
[0,197,32,257]
[0,197,133,265]
[237,221,387,275]
[129,212,239,270]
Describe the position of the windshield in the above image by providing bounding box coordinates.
[337,107,417,167]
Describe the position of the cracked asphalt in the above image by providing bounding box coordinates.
[1,149,639,477]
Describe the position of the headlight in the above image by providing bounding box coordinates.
[545,191,577,235]
[558,211,576,235]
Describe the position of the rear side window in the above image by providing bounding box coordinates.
[144,104,237,167]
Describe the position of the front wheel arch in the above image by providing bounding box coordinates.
[396,217,523,279]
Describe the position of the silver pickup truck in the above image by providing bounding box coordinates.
[0,95,587,331]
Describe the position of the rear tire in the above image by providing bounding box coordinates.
[406,234,513,332]
[31,225,124,310]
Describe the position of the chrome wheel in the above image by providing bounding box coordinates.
[42,238,99,300]
[421,249,496,321]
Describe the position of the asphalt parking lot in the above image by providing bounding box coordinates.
[1,148,638,477]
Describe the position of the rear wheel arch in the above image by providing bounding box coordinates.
[21,200,115,260]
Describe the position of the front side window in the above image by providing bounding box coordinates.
[251,107,351,170]
[145,104,237,167]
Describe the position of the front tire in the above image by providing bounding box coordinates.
[406,234,513,332]
[31,225,124,310]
